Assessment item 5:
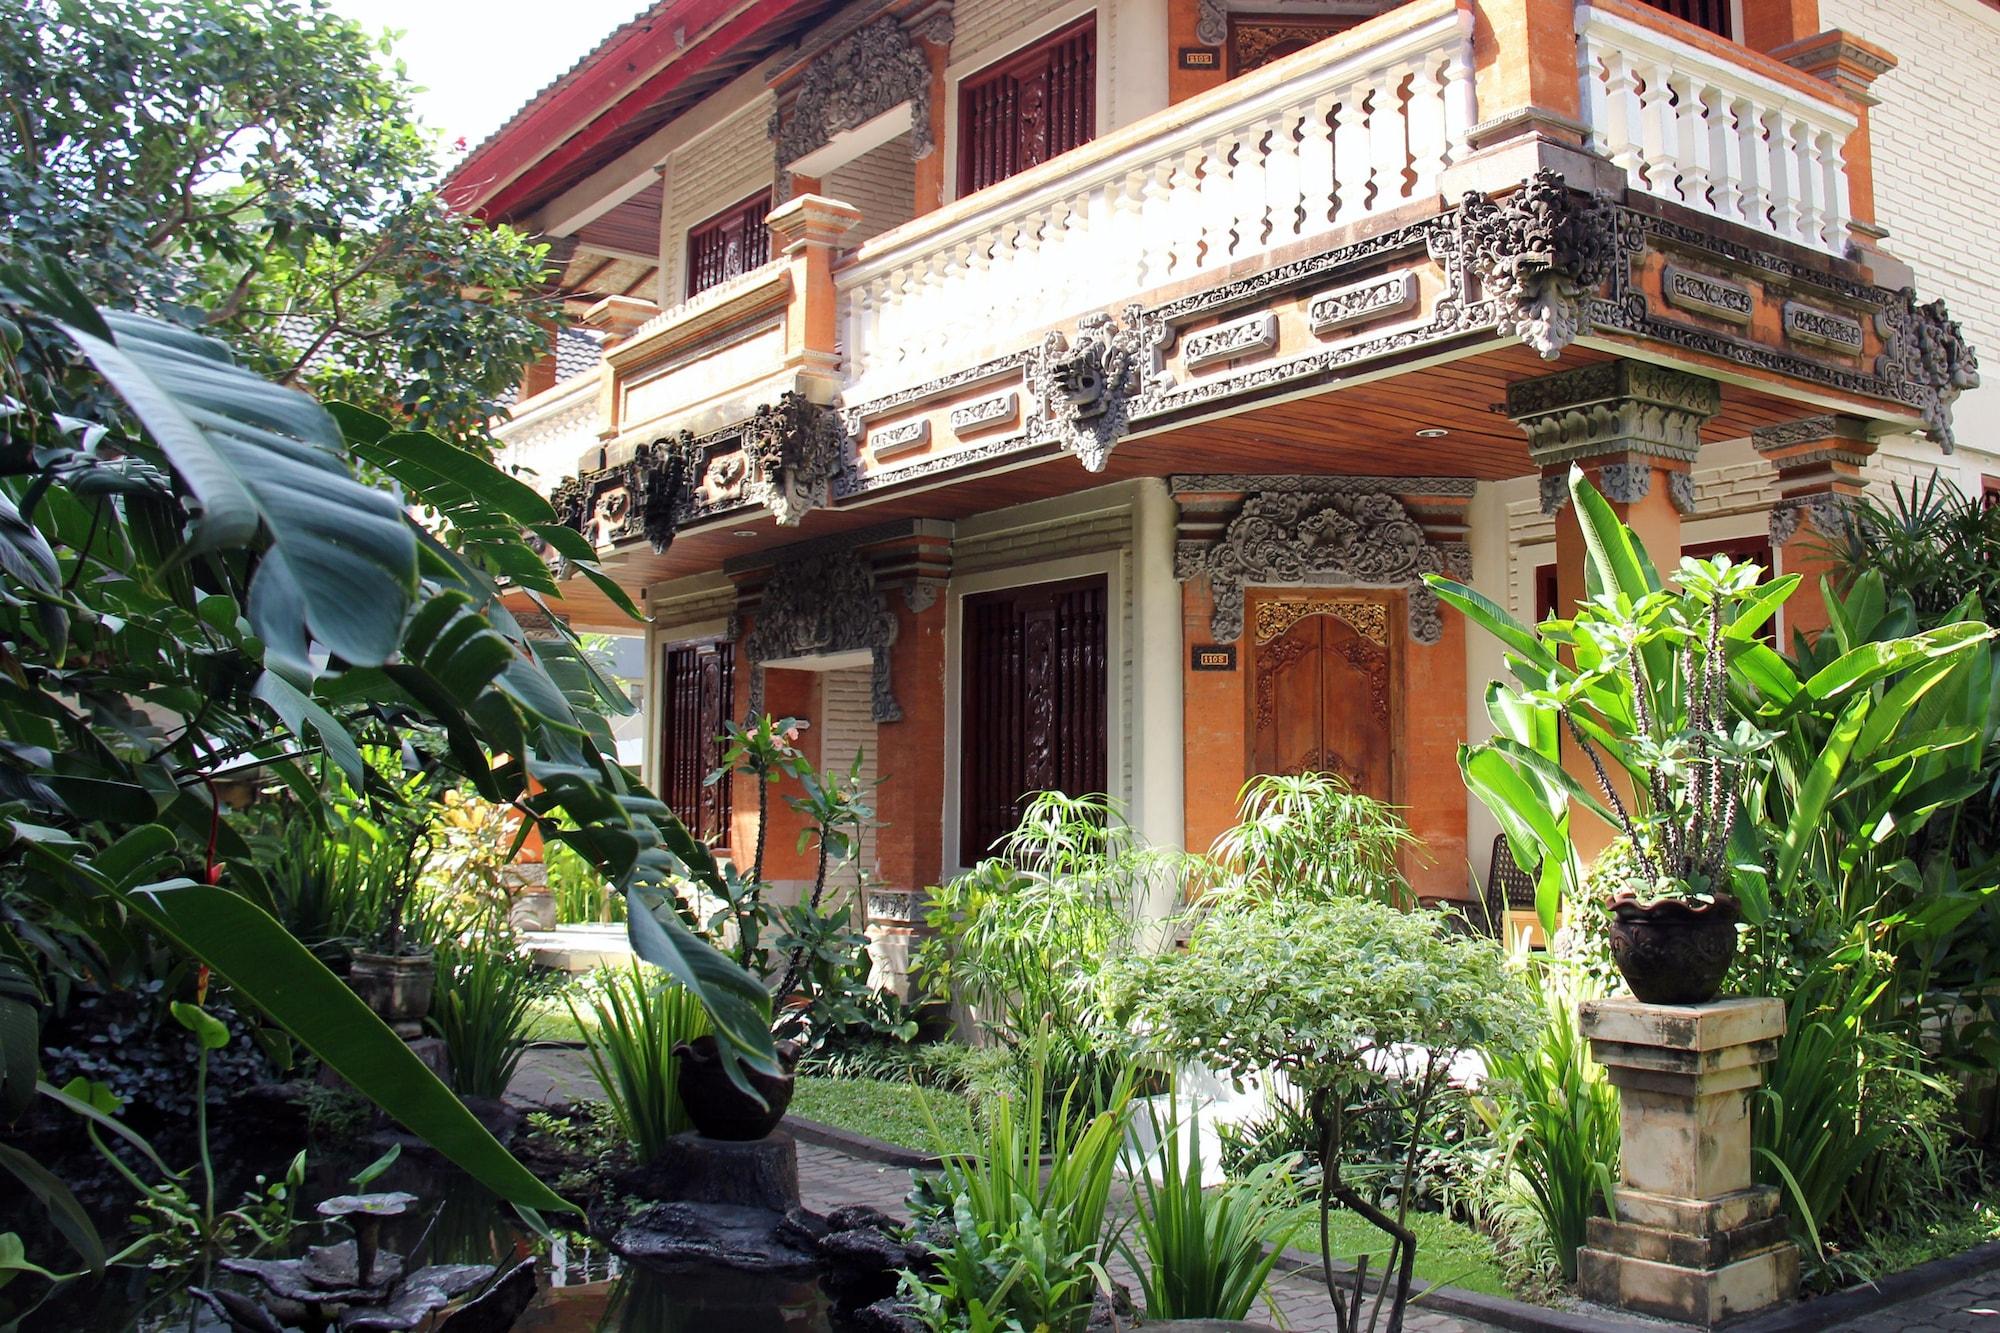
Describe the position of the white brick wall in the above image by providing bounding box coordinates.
[827,133,918,248]
[953,0,1086,74]
[1822,0,2000,475]
[660,96,777,302]
[818,666,882,877]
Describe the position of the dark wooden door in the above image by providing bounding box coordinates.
[958,17,1096,196]
[960,576,1109,859]
[661,641,733,844]
[1249,596,1394,799]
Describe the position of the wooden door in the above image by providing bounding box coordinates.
[661,640,733,844]
[960,576,1109,859]
[958,17,1096,196]
[1249,596,1394,799]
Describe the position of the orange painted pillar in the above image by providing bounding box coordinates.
[873,595,948,896]
[765,195,861,400]
[1507,361,1722,857]
[1752,415,1875,646]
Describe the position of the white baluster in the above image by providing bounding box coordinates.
[1707,86,1744,225]
[1365,66,1409,214]
[1235,116,1273,253]
[1406,51,1449,198]
[1790,116,1823,253]
[1299,90,1337,234]
[1815,127,1848,254]
[1442,40,1476,167]
[1601,51,1646,185]
[1671,72,1712,211]
[1636,59,1677,198]
[1263,106,1306,246]
[1331,86,1370,224]
[1766,110,1804,244]
[1137,159,1177,285]
[1734,95,1770,231]
[1198,134,1236,270]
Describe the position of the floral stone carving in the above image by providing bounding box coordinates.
[1875,289,1981,448]
[743,391,848,526]
[550,433,701,555]
[1457,168,1621,360]
[1177,484,1461,644]
[744,550,902,722]
[769,15,945,173]
[1028,305,1161,472]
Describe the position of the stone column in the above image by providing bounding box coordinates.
[1753,414,1875,644]
[1507,361,1721,855]
[765,194,861,401]
[1578,998,1799,1327]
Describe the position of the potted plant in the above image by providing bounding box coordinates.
[1429,468,1780,1005]
[347,833,436,1038]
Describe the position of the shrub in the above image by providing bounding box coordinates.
[1472,961,1618,1283]
[906,1034,1135,1333]
[428,943,544,1100]
[1122,1107,1303,1322]
[1205,771,1417,909]
[567,964,711,1161]
[1117,897,1537,1331]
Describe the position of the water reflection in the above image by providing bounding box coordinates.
[519,1263,838,1333]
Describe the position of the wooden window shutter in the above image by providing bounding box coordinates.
[959,576,1109,859]
[686,193,772,298]
[958,17,1096,197]
[1636,0,1732,38]
[660,641,734,844]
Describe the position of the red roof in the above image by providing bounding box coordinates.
[444,0,826,223]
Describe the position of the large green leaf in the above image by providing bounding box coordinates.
[31,302,417,676]
[122,877,572,1214]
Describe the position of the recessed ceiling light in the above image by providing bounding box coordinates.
[1415,427,1450,438]
[731,529,759,538]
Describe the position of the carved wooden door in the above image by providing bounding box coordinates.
[960,576,1108,859]
[661,641,734,844]
[1249,596,1394,799]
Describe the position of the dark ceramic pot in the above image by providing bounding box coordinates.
[1606,891,1741,1005]
[675,1033,802,1140]
[348,951,435,1038]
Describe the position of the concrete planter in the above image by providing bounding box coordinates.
[349,951,435,1039]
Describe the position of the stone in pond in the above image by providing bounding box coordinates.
[614,1200,823,1273]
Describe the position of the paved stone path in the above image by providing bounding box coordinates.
[1825,1264,2000,1331]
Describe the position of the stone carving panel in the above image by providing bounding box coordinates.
[1875,290,1981,448]
[1457,168,1621,360]
[1176,482,1461,644]
[743,391,848,526]
[769,15,945,176]
[1027,305,1164,472]
[744,550,902,723]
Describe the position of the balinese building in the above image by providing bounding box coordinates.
[456,0,1991,948]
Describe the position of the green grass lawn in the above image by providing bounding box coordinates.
[790,1074,981,1156]
[1288,1204,1513,1300]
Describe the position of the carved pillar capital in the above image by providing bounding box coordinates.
[1751,415,1875,551]
[1509,361,1720,515]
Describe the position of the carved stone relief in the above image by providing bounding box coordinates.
[1770,493,1857,548]
[1174,480,1465,644]
[742,391,848,526]
[550,433,700,555]
[1457,168,1621,360]
[1026,305,1165,472]
[743,549,903,723]
[1875,290,1981,448]
[769,14,946,178]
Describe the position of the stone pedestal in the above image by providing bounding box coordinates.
[613,1132,822,1273]
[1578,998,1799,1327]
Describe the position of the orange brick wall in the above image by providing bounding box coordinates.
[1179,579,1468,899]
[873,597,949,894]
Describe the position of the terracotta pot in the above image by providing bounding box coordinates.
[674,1033,802,1141]
[349,951,435,1038]
[1606,892,1741,1005]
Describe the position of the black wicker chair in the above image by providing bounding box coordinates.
[1482,833,1543,946]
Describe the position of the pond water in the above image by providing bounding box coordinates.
[12,1127,860,1332]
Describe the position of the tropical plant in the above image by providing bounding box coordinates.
[0,0,556,443]
[0,265,781,1289]
[568,963,712,1162]
[1121,1107,1304,1322]
[906,1033,1135,1333]
[1116,896,1538,1332]
[429,942,544,1100]
[1428,467,1995,931]
[1827,471,2000,622]
[1206,771,1417,909]
[1472,962,1619,1283]
[547,839,624,925]
[243,814,392,966]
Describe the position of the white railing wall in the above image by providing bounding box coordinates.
[1577,4,1858,256]
[837,2,1476,399]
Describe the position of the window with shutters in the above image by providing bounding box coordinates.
[660,641,734,845]
[959,576,1109,860]
[957,17,1097,198]
[1637,0,1733,38]
[685,193,772,299]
